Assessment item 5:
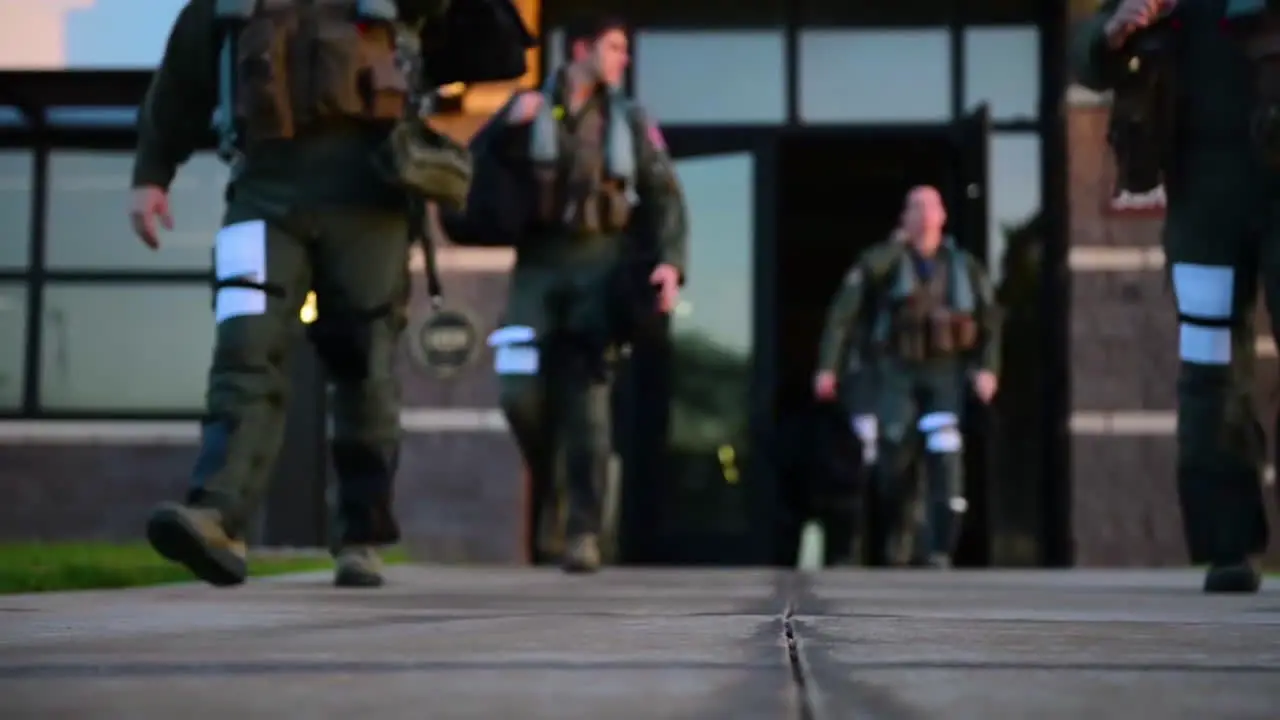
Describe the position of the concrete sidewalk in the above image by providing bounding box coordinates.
[0,568,1275,718]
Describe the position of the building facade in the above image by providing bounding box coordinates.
[0,0,1274,565]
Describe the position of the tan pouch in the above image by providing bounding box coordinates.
[951,314,978,350]
[892,308,926,362]
[928,310,955,355]
[383,120,473,206]
[578,193,601,233]
[601,183,632,231]
[234,16,296,140]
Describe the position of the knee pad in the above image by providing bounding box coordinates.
[491,324,544,436]
[852,414,878,464]
[919,412,963,454]
[1171,263,1234,367]
[489,324,540,376]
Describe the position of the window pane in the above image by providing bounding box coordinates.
[40,283,213,411]
[670,154,754,359]
[0,283,28,410]
[964,27,1039,122]
[635,32,786,125]
[0,107,26,126]
[665,152,755,537]
[47,151,229,271]
[0,152,33,269]
[988,133,1041,284]
[799,29,951,123]
[64,1,185,68]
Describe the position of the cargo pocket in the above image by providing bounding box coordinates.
[951,314,978,350]
[308,20,368,120]
[600,184,632,232]
[365,50,409,121]
[235,19,295,139]
[928,311,955,355]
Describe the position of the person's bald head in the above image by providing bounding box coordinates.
[901,185,947,253]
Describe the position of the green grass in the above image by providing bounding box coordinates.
[0,542,409,594]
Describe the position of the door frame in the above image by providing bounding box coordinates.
[620,116,996,566]
[618,125,779,565]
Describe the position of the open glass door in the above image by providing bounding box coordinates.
[616,128,775,565]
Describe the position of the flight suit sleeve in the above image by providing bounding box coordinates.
[966,254,1002,378]
[1070,0,1128,91]
[630,106,689,283]
[816,261,870,376]
[131,0,220,189]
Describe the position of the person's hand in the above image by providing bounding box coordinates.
[650,263,681,313]
[1104,0,1176,49]
[972,370,998,404]
[814,371,838,402]
[507,92,543,125]
[129,185,172,250]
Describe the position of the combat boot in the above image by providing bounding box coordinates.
[334,546,384,588]
[562,533,601,574]
[1203,559,1262,594]
[146,502,247,587]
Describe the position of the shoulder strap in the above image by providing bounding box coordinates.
[864,241,907,289]
[212,0,257,164]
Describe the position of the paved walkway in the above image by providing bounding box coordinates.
[0,568,1276,718]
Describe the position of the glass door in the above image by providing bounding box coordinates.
[616,128,776,565]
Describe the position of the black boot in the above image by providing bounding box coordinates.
[1203,560,1261,594]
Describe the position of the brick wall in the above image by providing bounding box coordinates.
[1066,89,1280,566]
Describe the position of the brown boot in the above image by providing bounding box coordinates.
[562,533,601,574]
[334,546,384,588]
[146,502,247,587]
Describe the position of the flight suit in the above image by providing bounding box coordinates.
[818,239,1000,566]
[133,0,470,588]
[837,233,909,465]
[833,238,893,566]
[486,72,687,572]
[1073,0,1275,592]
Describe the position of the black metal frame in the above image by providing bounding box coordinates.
[541,0,1070,566]
[0,71,217,419]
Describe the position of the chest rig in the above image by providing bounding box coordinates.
[528,71,637,234]
[213,0,415,158]
[1226,0,1280,165]
[873,240,978,363]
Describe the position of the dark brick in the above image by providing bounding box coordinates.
[0,430,526,563]
[1070,271,1177,411]
[1068,104,1280,566]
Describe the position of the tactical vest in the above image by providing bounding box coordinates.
[528,70,637,234]
[213,0,414,156]
[872,240,979,363]
[1225,0,1280,165]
